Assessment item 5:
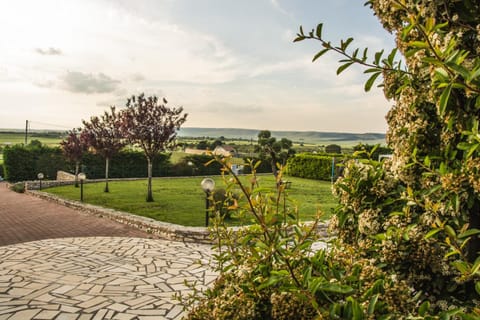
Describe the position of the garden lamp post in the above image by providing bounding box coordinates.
[78,172,86,202]
[188,161,194,176]
[37,173,44,190]
[200,178,215,227]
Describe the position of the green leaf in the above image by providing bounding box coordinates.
[452,261,469,274]
[312,48,329,62]
[337,62,354,75]
[315,23,323,38]
[318,283,355,295]
[368,294,379,315]
[425,228,442,240]
[341,37,354,50]
[364,67,381,74]
[446,61,469,79]
[444,249,460,259]
[467,144,480,158]
[439,84,452,115]
[475,281,480,295]
[471,258,480,275]
[346,297,364,320]
[374,50,384,64]
[468,66,480,82]
[434,67,450,80]
[365,72,381,92]
[293,35,305,43]
[458,228,480,239]
[408,41,429,49]
[458,142,472,150]
[418,300,430,316]
[445,225,456,239]
[424,155,431,167]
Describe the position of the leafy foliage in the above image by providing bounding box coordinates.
[3,142,66,182]
[286,154,344,181]
[325,144,341,154]
[295,0,480,316]
[120,93,187,201]
[60,128,88,187]
[82,106,126,192]
[255,130,295,180]
[184,0,480,318]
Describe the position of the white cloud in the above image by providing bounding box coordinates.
[0,0,395,133]
[60,71,121,94]
[35,47,63,56]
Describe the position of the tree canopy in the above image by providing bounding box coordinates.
[121,93,187,202]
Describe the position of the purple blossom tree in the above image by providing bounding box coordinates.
[82,106,126,192]
[121,94,187,202]
[60,128,89,187]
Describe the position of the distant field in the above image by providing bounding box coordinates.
[46,175,336,227]
[179,127,386,146]
[0,132,63,147]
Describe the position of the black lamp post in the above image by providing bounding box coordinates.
[78,172,86,202]
[188,161,194,176]
[200,178,215,227]
[37,173,44,190]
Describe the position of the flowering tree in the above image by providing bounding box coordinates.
[82,106,126,192]
[60,128,88,187]
[120,94,187,202]
[295,0,480,315]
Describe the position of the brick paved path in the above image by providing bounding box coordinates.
[0,182,152,246]
[0,183,216,319]
[0,237,214,320]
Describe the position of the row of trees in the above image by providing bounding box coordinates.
[61,94,187,202]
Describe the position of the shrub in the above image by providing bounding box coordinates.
[211,188,238,219]
[3,145,36,181]
[325,144,341,154]
[241,157,272,174]
[286,154,344,181]
[10,182,25,193]
[180,158,416,319]
[181,154,223,176]
[295,0,480,316]
[3,145,171,182]
[69,150,170,179]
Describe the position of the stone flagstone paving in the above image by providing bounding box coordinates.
[0,237,216,320]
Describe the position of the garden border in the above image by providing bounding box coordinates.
[24,178,329,244]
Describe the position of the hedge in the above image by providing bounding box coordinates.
[78,151,170,179]
[286,154,345,181]
[242,157,273,174]
[2,144,230,182]
[3,145,67,181]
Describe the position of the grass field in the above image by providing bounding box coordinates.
[0,132,63,147]
[45,175,337,227]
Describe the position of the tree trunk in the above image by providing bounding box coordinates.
[269,150,280,187]
[146,157,154,202]
[74,161,79,188]
[104,157,110,193]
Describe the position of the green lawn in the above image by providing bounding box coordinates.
[0,132,63,147]
[45,175,337,227]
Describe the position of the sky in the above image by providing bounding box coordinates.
[0,0,396,133]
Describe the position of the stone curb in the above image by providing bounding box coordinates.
[26,187,330,244]
[27,190,212,244]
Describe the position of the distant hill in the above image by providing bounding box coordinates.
[178,127,386,146]
[0,127,387,147]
